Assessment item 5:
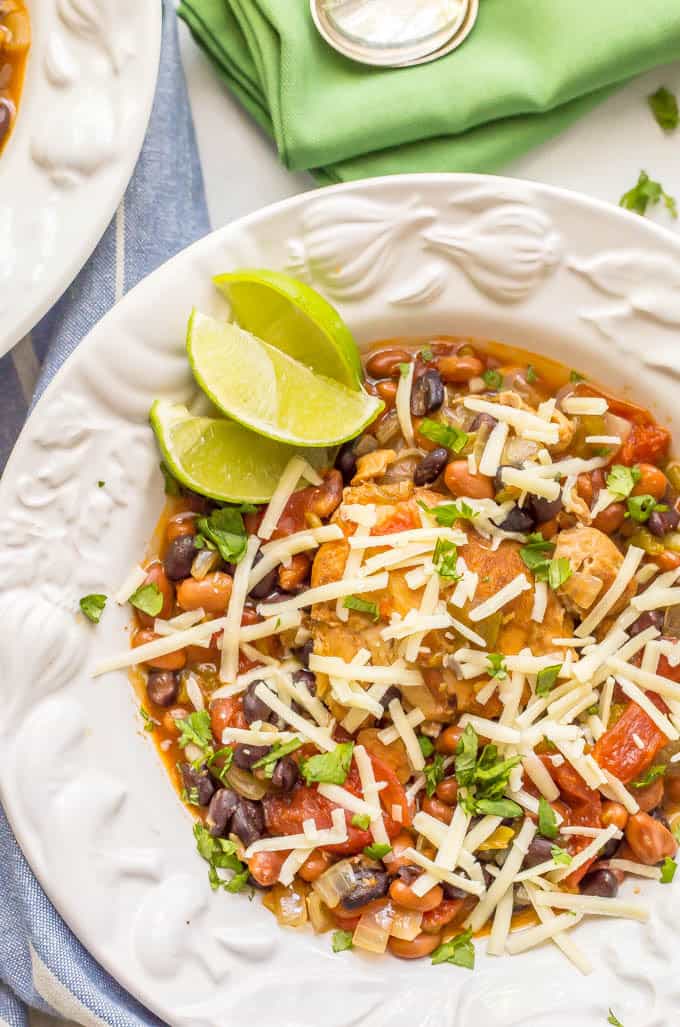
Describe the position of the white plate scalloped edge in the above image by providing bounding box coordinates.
[0,0,161,356]
[2,173,680,1027]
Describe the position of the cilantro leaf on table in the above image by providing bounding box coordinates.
[620,170,677,219]
[193,823,249,893]
[332,929,353,953]
[79,593,107,624]
[607,1010,624,1027]
[301,742,354,785]
[661,856,677,884]
[648,86,679,132]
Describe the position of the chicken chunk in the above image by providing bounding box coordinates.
[308,483,572,723]
[552,526,636,619]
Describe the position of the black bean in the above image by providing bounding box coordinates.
[527,494,563,524]
[470,412,497,433]
[648,506,680,537]
[600,837,620,860]
[292,669,317,695]
[206,788,239,836]
[410,369,445,417]
[414,447,448,486]
[629,610,665,637]
[180,763,216,806]
[336,441,358,484]
[163,535,198,581]
[146,669,179,707]
[248,550,280,599]
[379,686,401,713]
[243,680,275,724]
[340,867,390,910]
[233,743,271,770]
[271,756,299,792]
[494,464,515,493]
[580,869,619,898]
[651,807,671,829]
[396,865,421,885]
[297,638,314,668]
[522,836,554,869]
[499,505,535,534]
[441,880,468,900]
[231,799,265,847]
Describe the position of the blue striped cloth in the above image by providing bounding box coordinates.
[0,3,209,1024]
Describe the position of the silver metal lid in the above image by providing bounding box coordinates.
[310,0,478,68]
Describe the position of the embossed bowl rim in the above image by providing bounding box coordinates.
[0,0,161,356]
[3,173,680,1026]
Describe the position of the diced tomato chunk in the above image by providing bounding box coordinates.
[592,695,669,785]
[620,422,670,466]
[372,501,420,536]
[210,695,247,737]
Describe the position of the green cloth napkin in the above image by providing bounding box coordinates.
[178,0,680,184]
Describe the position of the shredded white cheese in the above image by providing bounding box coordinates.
[396,361,415,446]
[257,572,389,618]
[220,535,260,682]
[575,545,644,637]
[468,574,531,622]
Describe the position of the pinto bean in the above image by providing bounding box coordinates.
[387,833,418,874]
[248,851,286,887]
[298,850,332,883]
[436,355,484,383]
[420,797,453,825]
[601,801,629,831]
[592,502,626,535]
[632,777,665,813]
[176,571,233,613]
[389,878,443,912]
[366,349,411,379]
[436,725,463,754]
[133,629,186,670]
[632,464,668,500]
[435,778,459,805]
[444,460,494,500]
[376,380,398,408]
[625,811,677,865]
[665,775,680,804]
[421,898,466,933]
[166,512,197,543]
[278,552,310,591]
[388,932,442,959]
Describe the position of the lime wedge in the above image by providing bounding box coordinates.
[150,400,329,504]
[213,269,362,388]
[186,311,383,448]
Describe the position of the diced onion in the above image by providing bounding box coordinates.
[390,908,423,941]
[191,548,220,579]
[226,765,267,801]
[352,902,394,953]
[307,892,335,933]
[311,859,357,909]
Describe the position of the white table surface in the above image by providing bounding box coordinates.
[179,21,680,240]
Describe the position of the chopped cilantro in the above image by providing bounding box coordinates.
[420,345,434,362]
[482,368,503,391]
[419,418,468,454]
[418,735,435,758]
[364,842,392,861]
[547,557,572,590]
[550,845,572,866]
[486,653,508,680]
[526,365,538,384]
[536,664,562,697]
[606,464,641,500]
[129,582,163,617]
[301,742,354,785]
[195,505,255,565]
[206,746,234,783]
[569,370,585,383]
[620,170,677,219]
[424,753,446,797]
[332,929,354,953]
[177,710,214,753]
[182,785,200,806]
[474,798,523,818]
[419,499,476,526]
[343,595,380,621]
[140,707,155,732]
[661,856,677,884]
[79,593,107,624]
[648,86,679,132]
[519,534,571,589]
[538,796,558,839]
[431,928,475,970]
[672,821,680,844]
[252,737,302,778]
[626,494,667,523]
[630,764,666,789]
[351,813,371,830]
[454,724,479,787]
[398,362,410,378]
[160,460,181,496]
[97,480,105,488]
[433,538,461,581]
[193,822,249,892]
[608,1011,624,1027]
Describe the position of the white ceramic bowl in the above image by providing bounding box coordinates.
[2,174,680,1027]
[0,0,161,355]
